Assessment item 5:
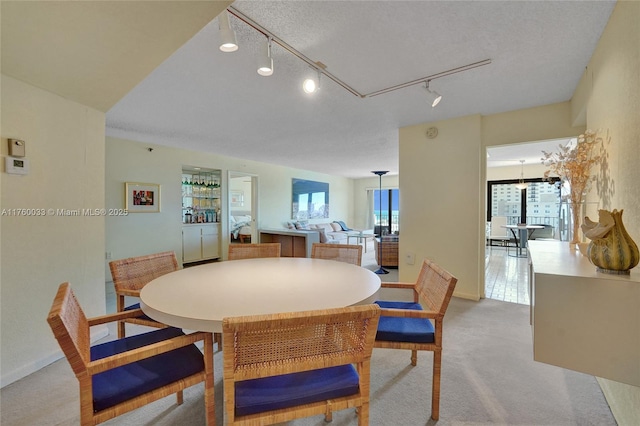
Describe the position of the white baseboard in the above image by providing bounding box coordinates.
[0,324,109,388]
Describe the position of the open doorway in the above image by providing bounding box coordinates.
[484,138,573,304]
[228,171,258,244]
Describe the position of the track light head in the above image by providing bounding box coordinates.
[424,81,442,107]
[303,69,322,94]
[257,37,274,76]
[218,10,238,52]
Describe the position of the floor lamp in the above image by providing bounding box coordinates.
[372,170,389,275]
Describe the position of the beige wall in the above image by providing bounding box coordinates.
[105,137,354,265]
[577,1,640,423]
[399,103,583,300]
[400,114,484,300]
[1,75,107,386]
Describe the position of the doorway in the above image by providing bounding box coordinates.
[228,171,258,244]
[484,138,573,304]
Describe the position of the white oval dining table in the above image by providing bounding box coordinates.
[140,257,381,333]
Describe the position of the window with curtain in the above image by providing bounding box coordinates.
[370,188,399,235]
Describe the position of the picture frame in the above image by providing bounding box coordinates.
[230,190,244,207]
[125,182,160,213]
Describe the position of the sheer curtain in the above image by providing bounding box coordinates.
[366,190,375,230]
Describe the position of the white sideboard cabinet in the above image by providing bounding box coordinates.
[528,240,640,386]
[183,223,220,263]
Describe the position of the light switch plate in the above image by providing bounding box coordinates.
[9,139,26,157]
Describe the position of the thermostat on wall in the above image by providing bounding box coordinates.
[5,156,30,175]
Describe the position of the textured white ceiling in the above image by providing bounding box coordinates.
[105,1,615,179]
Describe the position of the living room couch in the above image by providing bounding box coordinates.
[286,221,372,244]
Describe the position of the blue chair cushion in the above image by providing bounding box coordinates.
[90,327,204,412]
[124,302,157,322]
[374,300,435,343]
[235,364,360,416]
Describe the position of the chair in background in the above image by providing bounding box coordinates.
[487,216,511,248]
[109,251,179,338]
[228,243,281,260]
[222,305,381,425]
[47,282,215,426]
[311,243,363,266]
[373,259,458,421]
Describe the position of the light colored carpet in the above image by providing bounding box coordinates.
[1,245,614,425]
[1,297,615,425]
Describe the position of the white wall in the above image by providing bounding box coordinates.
[578,1,640,423]
[105,137,354,264]
[1,75,106,386]
[486,163,547,181]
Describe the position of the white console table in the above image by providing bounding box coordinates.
[528,240,640,386]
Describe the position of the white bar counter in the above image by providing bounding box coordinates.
[528,240,640,386]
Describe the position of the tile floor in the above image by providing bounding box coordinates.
[485,245,530,305]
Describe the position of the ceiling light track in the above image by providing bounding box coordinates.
[226,6,491,100]
[228,6,360,97]
[364,59,492,98]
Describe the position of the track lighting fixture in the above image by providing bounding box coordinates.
[225,6,491,98]
[257,37,274,76]
[218,10,238,52]
[424,80,442,107]
[303,69,322,94]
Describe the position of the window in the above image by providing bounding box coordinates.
[373,188,399,235]
[487,177,565,238]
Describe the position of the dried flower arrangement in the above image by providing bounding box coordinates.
[541,130,602,244]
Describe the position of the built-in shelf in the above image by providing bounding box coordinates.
[182,169,221,224]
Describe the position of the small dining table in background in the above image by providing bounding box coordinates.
[140,257,381,333]
[503,224,544,257]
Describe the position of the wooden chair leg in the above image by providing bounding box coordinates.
[117,295,126,338]
[204,333,215,426]
[432,349,442,420]
[357,402,369,426]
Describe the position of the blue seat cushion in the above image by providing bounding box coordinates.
[235,364,360,416]
[90,327,204,412]
[124,302,157,322]
[374,300,435,343]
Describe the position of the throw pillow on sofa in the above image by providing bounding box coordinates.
[330,223,342,232]
[295,221,310,230]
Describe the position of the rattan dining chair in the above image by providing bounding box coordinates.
[311,243,363,266]
[109,251,179,338]
[47,282,215,426]
[228,243,281,260]
[222,304,381,425]
[373,258,458,421]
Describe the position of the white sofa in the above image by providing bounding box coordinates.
[286,221,372,244]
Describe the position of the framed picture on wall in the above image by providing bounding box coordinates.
[230,190,244,207]
[125,182,160,213]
